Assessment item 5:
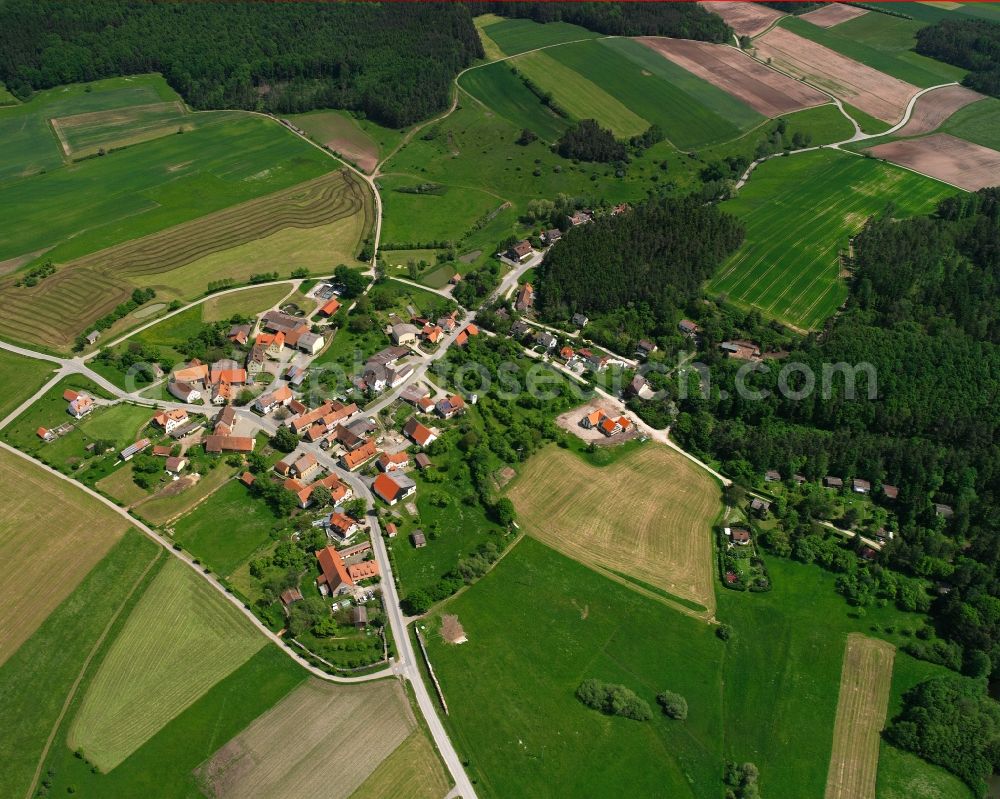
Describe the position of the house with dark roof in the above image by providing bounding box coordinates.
[852,478,871,495]
[571,313,588,328]
[507,240,533,262]
[824,476,844,489]
[882,484,899,500]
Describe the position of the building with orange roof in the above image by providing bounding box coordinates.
[515,283,534,312]
[403,416,437,447]
[240,471,256,486]
[66,392,94,420]
[36,427,55,442]
[376,451,410,472]
[315,546,353,594]
[326,511,359,540]
[204,435,255,454]
[63,389,78,402]
[373,472,416,505]
[315,473,352,503]
[319,298,341,317]
[347,560,380,583]
[581,409,607,429]
[599,417,621,437]
[254,385,293,415]
[172,361,209,384]
[560,346,575,360]
[341,438,377,471]
[152,408,189,434]
[283,478,314,508]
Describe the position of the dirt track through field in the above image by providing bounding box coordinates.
[800,3,869,28]
[824,634,895,799]
[698,1,784,36]
[639,37,828,118]
[868,133,1000,190]
[755,27,919,122]
[196,678,415,799]
[895,84,984,137]
[507,443,720,613]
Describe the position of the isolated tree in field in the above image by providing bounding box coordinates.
[657,690,688,720]
[576,679,652,721]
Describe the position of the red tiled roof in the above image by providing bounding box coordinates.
[319,298,341,316]
[342,439,377,470]
[373,472,405,503]
[347,560,380,582]
[316,546,353,589]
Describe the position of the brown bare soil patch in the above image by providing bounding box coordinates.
[196,678,415,799]
[639,37,828,118]
[0,448,129,667]
[0,248,50,276]
[698,1,784,36]
[895,84,985,137]
[507,444,720,613]
[441,614,467,644]
[755,27,919,123]
[329,137,377,174]
[824,634,895,799]
[868,133,1000,190]
[800,3,869,28]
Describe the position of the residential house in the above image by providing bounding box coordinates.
[882,484,899,501]
[535,331,557,351]
[391,323,420,346]
[291,452,320,480]
[729,528,752,546]
[450,273,462,285]
[421,324,443,345]
[168,381,202,403]
[417,396,435,414]
[720,340,761,361]
[571,313,588,328]
[329,424,363,452]
[325,512,359,541]
[64,390,94,419]
[256,331,286,358]
[373,472,416,505]
[403,416,437,447]
[581,409,607,429]
[204,435,254,454]
[415,453,432,470]
[211,382,234,405]
[120,438,151,461]
[165,456,187,474]
[514,283,534,312]
[347,560,379,583]
[454,324,479,347]
[341,439,378,471]
[315,546,354,595]
[625,374,649,398]
[377,452,410,472]
[560,346,575,361]
[319,298,341,317]
[852,478,872,495]
[411,531,427,548]
[824,476,844,489]
[793,474,807,485]
[678,320,700,337]
[209,360,247,386]
[297,331,324,356]
[935,503,954,518]
[246,344,266,377]
[254,385,293,415]
[750,497,771,516]
[286,364,307,389]
[635,339,657,358]
[152,408,188,434]
[569,210,591,226]
[507,239,533,262]
[401,384,430,407]
[214,405,237,435]
[228,324,251,346]
[510,320,531,339]
[435,394,465,419]
[315,473,351,504]
[764,470,781,483]
[274,456,294,477]
[172,360,209,385]
[543,229,562,245]
[283,478,314,509]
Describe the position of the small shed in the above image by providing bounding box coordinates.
[351,606,369,629]
[411,530,427,548]
[280,587,303,608]
[824,476,844,489]
[415,453,432,470]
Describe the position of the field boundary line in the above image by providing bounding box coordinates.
[23,546,164,799]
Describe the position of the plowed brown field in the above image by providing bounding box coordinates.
[895,84,984,137]
[698,1,784,36]
[868,133,1000,190]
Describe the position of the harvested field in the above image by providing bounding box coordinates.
[68,558,263,770]
[800,3,869,28]
[289,111,379,173]
[348,730,452,799]
[755,27,919,123]
[196,678,415,799]
[698,1,784,36]
[51,100,190,159]
[867,133,1000,190]
[0,447,128,666]
[895,84,984,137]
[824,634,895,799]
[507,444,720,613]
[639,37,828,118]
[0,169,370,350]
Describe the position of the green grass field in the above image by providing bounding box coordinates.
[379,174,503,245]
[0,530,160,799]
[479,17,600,56]
[940,96,1000,150]
[0,348,56,422]
[287,109,402,173]
[53,99,191,160]
[68,557,264,770]
[459,63,571,143]
[710,149,954,330]
[779,15,967,88]
[170,478,282,576]
[47,646,305,797]
[427,535,947,799]
[0,74,179,186]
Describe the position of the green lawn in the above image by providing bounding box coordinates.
[459,63,571,143]
[0,348,56,422]
[379,174,503,246]
[46,646,304,798]
[0,97,334,266]
[710,149,954,330]
[479,18,600,56]
[780,103,856,146]
[427,536,944,799]
[170,478,282,576]
[779,15,967,88]
[0,530,161,799]
[940,96,1000,150]
[68,557,265,770]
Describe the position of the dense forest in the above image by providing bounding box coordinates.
[556,119,628,163]
[0,1,483,127]
[915,18,1000,97]
[650,190,1000,680]
[535,197,745,322]
[467,1,732,41]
